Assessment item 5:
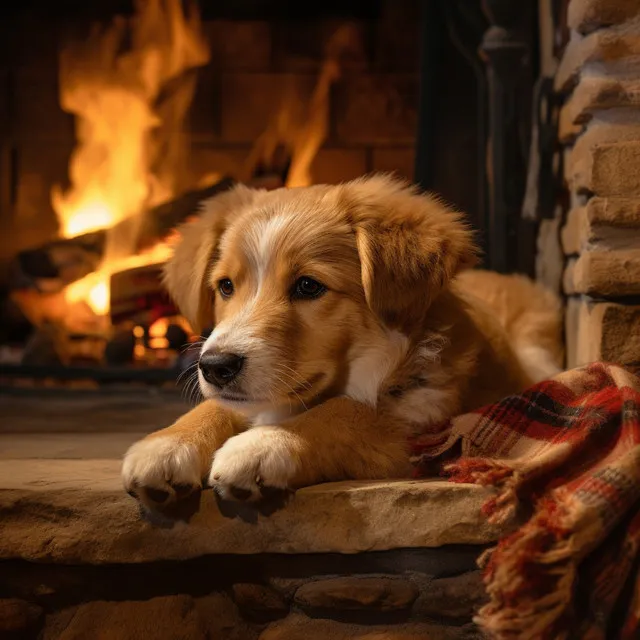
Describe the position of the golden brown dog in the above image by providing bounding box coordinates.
[122,175,562,508]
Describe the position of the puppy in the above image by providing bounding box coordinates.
[122,175,562,509]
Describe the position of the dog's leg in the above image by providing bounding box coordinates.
[209,397,411,501]
[122,400,248,510]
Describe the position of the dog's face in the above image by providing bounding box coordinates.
[164,176,476,420]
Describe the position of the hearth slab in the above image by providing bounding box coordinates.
[0,458,505,564]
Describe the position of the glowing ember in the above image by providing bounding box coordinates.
[64,242,173,316]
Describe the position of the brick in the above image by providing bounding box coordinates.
[590,143,640,195]
[0,598,43,637]
[205,21,272,71]
[220,73,316,143]
[188,64,220,141]
[587,196,640,225]
[272,21,368,73]
[260,615,478,640]
[232,583,288,622]
[335,74,418,144]
[0,72,10,139]
[569,298,640,370]
[188,147,250,184]
[12,144,73,251]
[12,71,74,141]
[310,148,367,184]
[294,577,418,612]
[372,148,415,180]
[374,0,421,71]
[414,571,487,620]
[555,17,640,91]
[561,204,640,254]
[560,75,640,143]
[564,249,640,296]
[569,115,640,195]
[568,0,640,35]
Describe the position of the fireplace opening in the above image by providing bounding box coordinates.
[0,0,537,387]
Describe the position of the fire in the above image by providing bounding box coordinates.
[53,0,209,317]
[64,241,173,315]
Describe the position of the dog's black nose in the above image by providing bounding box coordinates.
[199,352,245,387]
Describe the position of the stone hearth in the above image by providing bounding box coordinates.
[0,390,503,639]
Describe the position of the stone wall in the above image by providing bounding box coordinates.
[555,0,640,372]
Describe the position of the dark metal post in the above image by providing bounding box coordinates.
[479,1,530,273]
[414,0,444,191]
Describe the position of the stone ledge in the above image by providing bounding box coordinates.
[0,459,504,564]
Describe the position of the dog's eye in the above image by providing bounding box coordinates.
[293,276,326,300]
[218,279,234,298]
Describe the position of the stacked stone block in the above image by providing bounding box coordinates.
[556,0,640,371]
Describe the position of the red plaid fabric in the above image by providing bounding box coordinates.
[411,362,640,639]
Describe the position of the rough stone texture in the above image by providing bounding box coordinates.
[568,298,640,370]
[0,459,503,563]
[294,577,418,613]
[560,76,640,143]
[42,594,253,640]
[0,598,43,638]
[561,204,640,254]
[413,571,487,621]
[564,249,640,296]
[334,75,418,144]
[568,0,640,35]
[555,16,640,91]
[587,196,640,225]
[567,114,640,195]
[232,583,289,622]
[553,4,640,373]
[259,614,480,640]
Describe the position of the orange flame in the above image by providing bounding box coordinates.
[53,0,209,316]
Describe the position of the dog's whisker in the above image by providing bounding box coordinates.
[273,365,313,391]
[177,361,199,384]
[273,373,309,412]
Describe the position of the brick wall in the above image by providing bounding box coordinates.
[188,15,419,186]
[0,5,420,280]
[556,0,640,372]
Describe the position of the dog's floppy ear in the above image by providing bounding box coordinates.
[163,185,256,334]
[344,175,478,334]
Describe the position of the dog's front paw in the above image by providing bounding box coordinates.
[122,436,203,511]
[208,427,298,502]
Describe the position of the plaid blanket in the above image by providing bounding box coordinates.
[410,362,640,640]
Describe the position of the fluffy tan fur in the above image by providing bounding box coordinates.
[122,175,562,509]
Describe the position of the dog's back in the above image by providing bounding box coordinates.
[456,270,564,383]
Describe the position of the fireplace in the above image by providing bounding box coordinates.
[0,0,540,386]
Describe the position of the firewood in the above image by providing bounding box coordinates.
[12,177,235,293]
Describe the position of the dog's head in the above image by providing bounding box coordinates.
[165,175,477,419]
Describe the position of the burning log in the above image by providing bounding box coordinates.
[11,177,235,293]
[109,263,178,326]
